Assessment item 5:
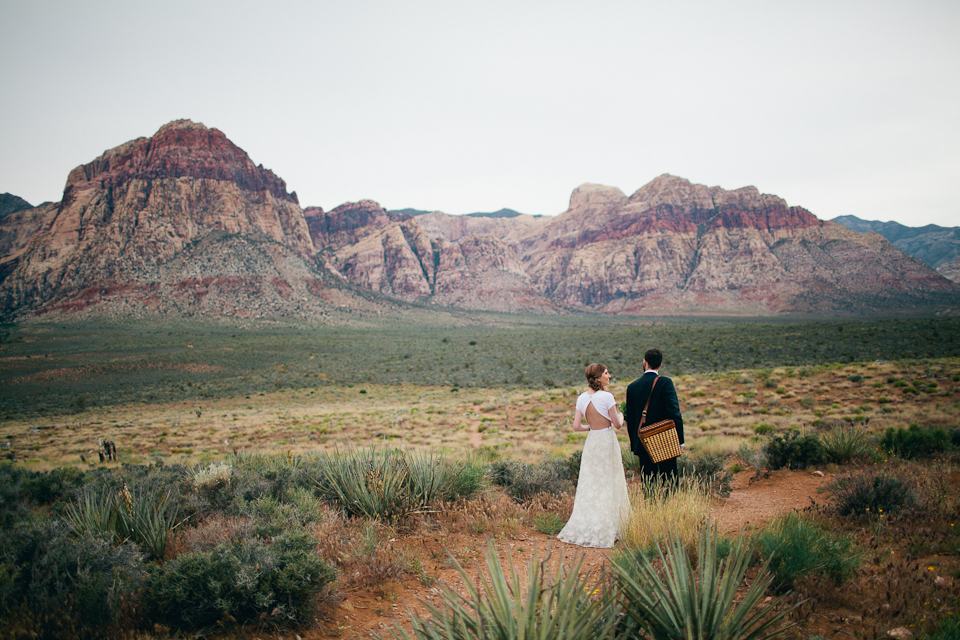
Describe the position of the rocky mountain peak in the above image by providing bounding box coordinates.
[627,174,786,212]
[64,119,297,204]
[567,184,627,212]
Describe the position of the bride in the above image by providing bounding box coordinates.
[557,363,631,548]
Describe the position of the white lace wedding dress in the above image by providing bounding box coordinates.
[557,426,632,548]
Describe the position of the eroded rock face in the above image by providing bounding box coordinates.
[938,256,960,283]
[0,120,340,318]
[516,175,959,314]
[318,202,557,313]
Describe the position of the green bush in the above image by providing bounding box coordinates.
[678,452,733,497]
[147,527,335,632]
[763,430,825,470]
[0,518,144,637]
[754,512,861,593]
[878,425,952,459]
[829,470,918,517]
[533,512,565,535]
[0,464,89,528]
[613,527,796,639]
[753,423,775,435]
[488,458,575,502]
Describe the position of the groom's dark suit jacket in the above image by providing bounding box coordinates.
[625,371,684,464]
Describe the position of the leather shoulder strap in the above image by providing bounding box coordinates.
[639,375,660,428]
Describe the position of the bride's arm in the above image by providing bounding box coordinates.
[607,405,623,430]
[572,409,589,432]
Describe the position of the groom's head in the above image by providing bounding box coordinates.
[643,348,663,371]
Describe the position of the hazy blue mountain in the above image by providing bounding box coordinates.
[831,215,960,269]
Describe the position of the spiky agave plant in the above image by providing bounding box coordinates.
[612,526,798,640]
[317,447,413,521]
[378,539,618,640]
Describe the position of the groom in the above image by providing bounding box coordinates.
[625,348,684,480]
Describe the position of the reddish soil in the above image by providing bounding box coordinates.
[295,469,834,640]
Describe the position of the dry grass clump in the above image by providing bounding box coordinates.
[688,434,744,458]
[439,491,529,535]
[620,477,713,552]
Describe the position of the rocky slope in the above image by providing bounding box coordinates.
[511,175,960,314]
[0,120,366,319]
[832,215,960,270]
[938,257,960,284]
[309,201,558,313]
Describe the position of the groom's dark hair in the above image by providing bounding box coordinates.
[644,348,663,370]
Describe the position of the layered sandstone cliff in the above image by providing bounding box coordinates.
[515,175,958,314]
[310,201,558,313]
[0,120,354,318]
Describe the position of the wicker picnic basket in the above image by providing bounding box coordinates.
[635,375,682,463]
[637,419,681,463]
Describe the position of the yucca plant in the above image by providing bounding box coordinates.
[819,425,874,464]
[612,526,797,640]
[317,448,414,520]
[66,484,181,560]
[122,485,182,559]
[64,487,120,539]
[378,539,617,640]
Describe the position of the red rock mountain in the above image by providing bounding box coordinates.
[2,120,957,319]
[0,120,367,318]
[511,176,960,314]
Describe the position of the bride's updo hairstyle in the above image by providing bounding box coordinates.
[585,363,607,391]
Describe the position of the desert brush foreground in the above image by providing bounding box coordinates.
[1,315,959,640]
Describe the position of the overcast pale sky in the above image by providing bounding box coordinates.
[1,0,958,226]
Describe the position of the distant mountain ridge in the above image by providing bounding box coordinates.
[831,215,960,269]
[2,119,958,319]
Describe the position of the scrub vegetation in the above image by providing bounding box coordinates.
[0,314,958,639]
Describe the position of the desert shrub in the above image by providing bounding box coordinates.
[378,539,615,640]
[147,527,335,632]
[0,464,90,528]
[754,512,861,593]
[677,452,733,497]
[753,423,775,435]
[613,527,796,640]
[0,517,144,637]
[763,430,825,470]
[819,425,875,464]
[878,424,952,459]
[736,441,768,474]
[246,493,325,538]
[317,448,483,520]
[829,469,919,517]
[406,451,485,505]
[533,512,565,535]
[488,457,575,502]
